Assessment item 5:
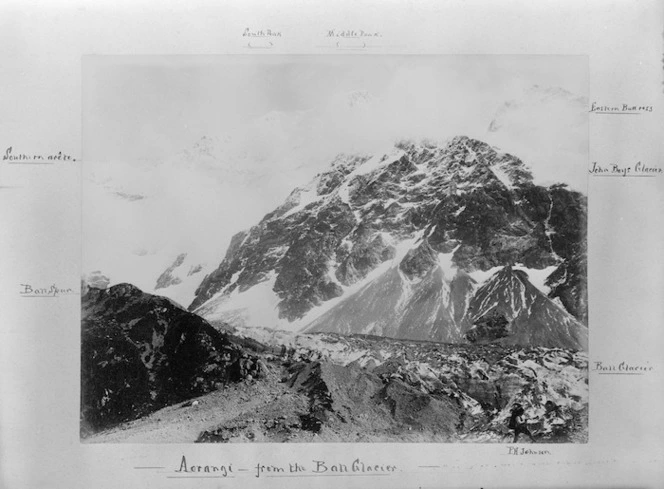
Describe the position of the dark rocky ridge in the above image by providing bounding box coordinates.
[81,283,261,434]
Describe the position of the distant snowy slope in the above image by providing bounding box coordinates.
[485,85,588,191]
[83,90,386,303]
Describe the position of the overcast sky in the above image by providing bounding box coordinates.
[83,55,589,289]
[83,55,588,164]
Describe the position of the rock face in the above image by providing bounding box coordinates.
[155,253,187,289]
[189,136,587,348]
[464,265,587,350]
[81,283,258,434]
[152,252,207,307]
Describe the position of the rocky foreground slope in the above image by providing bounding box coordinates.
[196,326,589,443]
[82,283,587,443]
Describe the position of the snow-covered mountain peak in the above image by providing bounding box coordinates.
[188,136,587,349]
[264,136,532,235]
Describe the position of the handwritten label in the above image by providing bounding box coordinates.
[242,28,282,38]
[242,28,281,49]
[254,459,397,478]
[321,29,383,50]
[137,455,398,480]
[327,29,382,38]
[3,146,76,164]
[19,284,77,297]
[507,446,552,456]
[589,162,662,177]
[589,102,653,114]
[174,456,233,477]
[593,361,654,375]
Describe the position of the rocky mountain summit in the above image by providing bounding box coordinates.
[189,136,587,349]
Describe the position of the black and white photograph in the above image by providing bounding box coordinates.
[81,55,589,444]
